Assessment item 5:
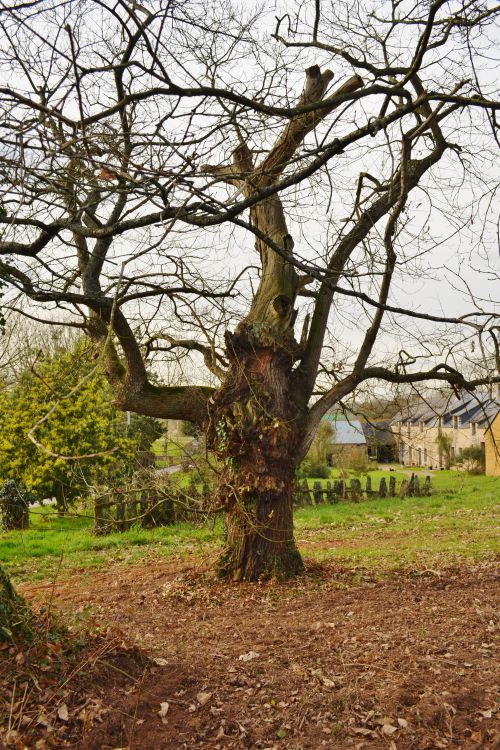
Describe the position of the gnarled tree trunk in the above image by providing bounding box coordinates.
[203,68,364,580]
[88,67,363,581]
[208,329,305,580]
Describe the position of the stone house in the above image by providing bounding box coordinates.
[323,413,397,465]
[485,410,500,476]
[391,391,499,469]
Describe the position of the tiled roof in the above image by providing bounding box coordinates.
[324,415,366,445]
[391,391,499,428]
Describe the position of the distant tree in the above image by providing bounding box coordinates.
[460,445,485,474]
[302,421,334,477]
[0,340,162,511]
[436,433,453,470]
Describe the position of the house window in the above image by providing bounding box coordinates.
[453,415,459,429]
[459,447,463,458]
[409,447,413,463]
[417,448,422,465]
[450,446,455,459]
[471,422,477,436]
[424,448,427,464]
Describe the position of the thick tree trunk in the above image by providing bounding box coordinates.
[208,330,305,581]
[218,458,303,581]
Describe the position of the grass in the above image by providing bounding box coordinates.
[2,503,220,581]
[1,470,498,582]
[151,435,194,464]
[295,472,499,567]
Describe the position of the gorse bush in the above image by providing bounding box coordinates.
[0,338,163,511]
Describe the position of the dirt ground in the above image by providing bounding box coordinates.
[2,556,499,750]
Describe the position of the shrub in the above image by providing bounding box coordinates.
[0,480,33,531]
[308,462,330,478]
[436,432,453,469]
[460,445,485,474]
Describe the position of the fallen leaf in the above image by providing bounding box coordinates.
[36,713,51,729]
[158,702,169,724]
[57,703,69,722]
[397,717,409,728]
[238,651,260,662]
[324,677,338,688]
[381,724,398,736]
[153,657,168,666]
[197,691,212,706]
[479,708,493,719]
[375,716,394,726]
[352,727,377,737]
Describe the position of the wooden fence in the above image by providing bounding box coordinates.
[293,473,431,507]
[93,485,209,535]
[93,473,431,534]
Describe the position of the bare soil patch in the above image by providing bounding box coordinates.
[2,557,499,749]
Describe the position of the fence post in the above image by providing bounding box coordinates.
[408,473,416,497]
[399,479,409,497]
[293,481,303,508]
[126,498,137,529]
[302,479,313,506]
[389,476,396,497]
[365,475,373,498]
[350,478,362,502]
[379,477,387,498]
[115,492,125,531]
[313,481,323,504]
[326,481,337,504]
[94,497,109,535]
[423,475,432,496]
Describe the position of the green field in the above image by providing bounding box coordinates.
[1,471,498,582]
[151,435,195,465]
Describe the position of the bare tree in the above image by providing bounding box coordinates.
[1,0,499,580]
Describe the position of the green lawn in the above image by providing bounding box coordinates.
[295,472,499,567]
[1,471,498,582]
[151,435,194,464]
